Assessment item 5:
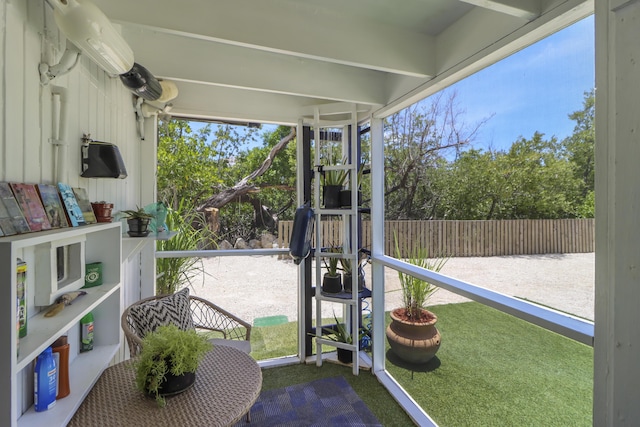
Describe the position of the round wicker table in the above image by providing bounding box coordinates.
[68,345,262,427]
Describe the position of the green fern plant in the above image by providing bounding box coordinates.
[134,324,211,407]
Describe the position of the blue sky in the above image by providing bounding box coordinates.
[444,15,594,152]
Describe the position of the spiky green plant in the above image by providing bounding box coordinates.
[320,155,349,187]
[393,231,448,320]
[156,199,215,295]
[323,245,341,277]
[325,311,353,344]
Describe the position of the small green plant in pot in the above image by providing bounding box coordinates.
[134,324,211,406]
[121,206,155,237]
[322,246,342,293]
[325,312,354,364]
[339,253,367,293]
[320,157,348,209]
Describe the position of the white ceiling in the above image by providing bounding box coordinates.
[93,0,593,125]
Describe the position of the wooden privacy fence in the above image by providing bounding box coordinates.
[278,219,594,257]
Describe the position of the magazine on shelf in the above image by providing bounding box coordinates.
[57,183,86,227]
[72,187,97,224]
[0,183,30,234]
[37,184,70,228]
[10,183,52,232]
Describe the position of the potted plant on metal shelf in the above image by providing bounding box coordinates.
[325,312,354,364]
[322,246,342,293]
[339,164,365,208]
[134,324,211,407]
[339,253,367,293]
[121,206,155,237]
[320,159,348,209]
[386,232,448,364]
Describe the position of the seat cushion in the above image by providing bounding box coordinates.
[209,338,251,354]
[128,288,194,338]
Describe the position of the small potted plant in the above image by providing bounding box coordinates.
[320,157,348,209]
[121,206,155,237]
[134,324,211,406]
[339,253,367,293]
[91,201,114,222]
[339,164,365,208]
[325,312,354,364]
[322,246,342,293]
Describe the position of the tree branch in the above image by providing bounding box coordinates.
[197,127,296,211]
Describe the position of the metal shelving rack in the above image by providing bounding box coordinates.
[311,107,363,375]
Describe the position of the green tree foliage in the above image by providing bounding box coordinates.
[385,89,595,220]
[562,89,595,212]
[383,91,488,219]
[232,125,298,220]
[157,120,297,242]
[157,120,259,209]
[438,134,582,219]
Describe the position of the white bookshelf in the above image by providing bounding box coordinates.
[0,222,122,427]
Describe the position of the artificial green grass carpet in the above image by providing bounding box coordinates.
[251,302,592,426]
[386,302,593,426]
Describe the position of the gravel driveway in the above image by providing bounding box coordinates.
[189,252,594,324]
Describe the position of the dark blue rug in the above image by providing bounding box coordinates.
[233,376,382,426]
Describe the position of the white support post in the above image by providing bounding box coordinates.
[594,1,640,424]
[369,116,386,374]
[296,118,306,363]
[139,116,158,298]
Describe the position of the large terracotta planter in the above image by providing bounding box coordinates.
[386,308,441,364]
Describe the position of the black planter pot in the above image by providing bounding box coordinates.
[322,273,342,293]
[337,347,353,364]
[343,272,365,293]
[147,370,196,398]
[127,218,151,237]
[339,190,362,208]
[322,185,343,209]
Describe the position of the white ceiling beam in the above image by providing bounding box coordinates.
[169,82,327,126]
[460,0,541,20]
[94,0,436,78]
[123,28,387,106]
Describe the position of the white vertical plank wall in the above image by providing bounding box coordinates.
[2,0,153,363]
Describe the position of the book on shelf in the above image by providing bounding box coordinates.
[57,182,86,227]
[36,184,70,228]
[10,183,52,232]
[72,187,97,224]
[0,186,15,235]
[0,182,31,234]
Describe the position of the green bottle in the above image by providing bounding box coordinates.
[80,312,94,352]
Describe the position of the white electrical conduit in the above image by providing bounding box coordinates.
[50,86,68,183]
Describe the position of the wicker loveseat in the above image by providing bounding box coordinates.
[121,290,252,357]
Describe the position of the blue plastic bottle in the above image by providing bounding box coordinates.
[34,347,57,412]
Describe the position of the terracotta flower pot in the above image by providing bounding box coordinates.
[91,202,114,222]
[386,308,441,364]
